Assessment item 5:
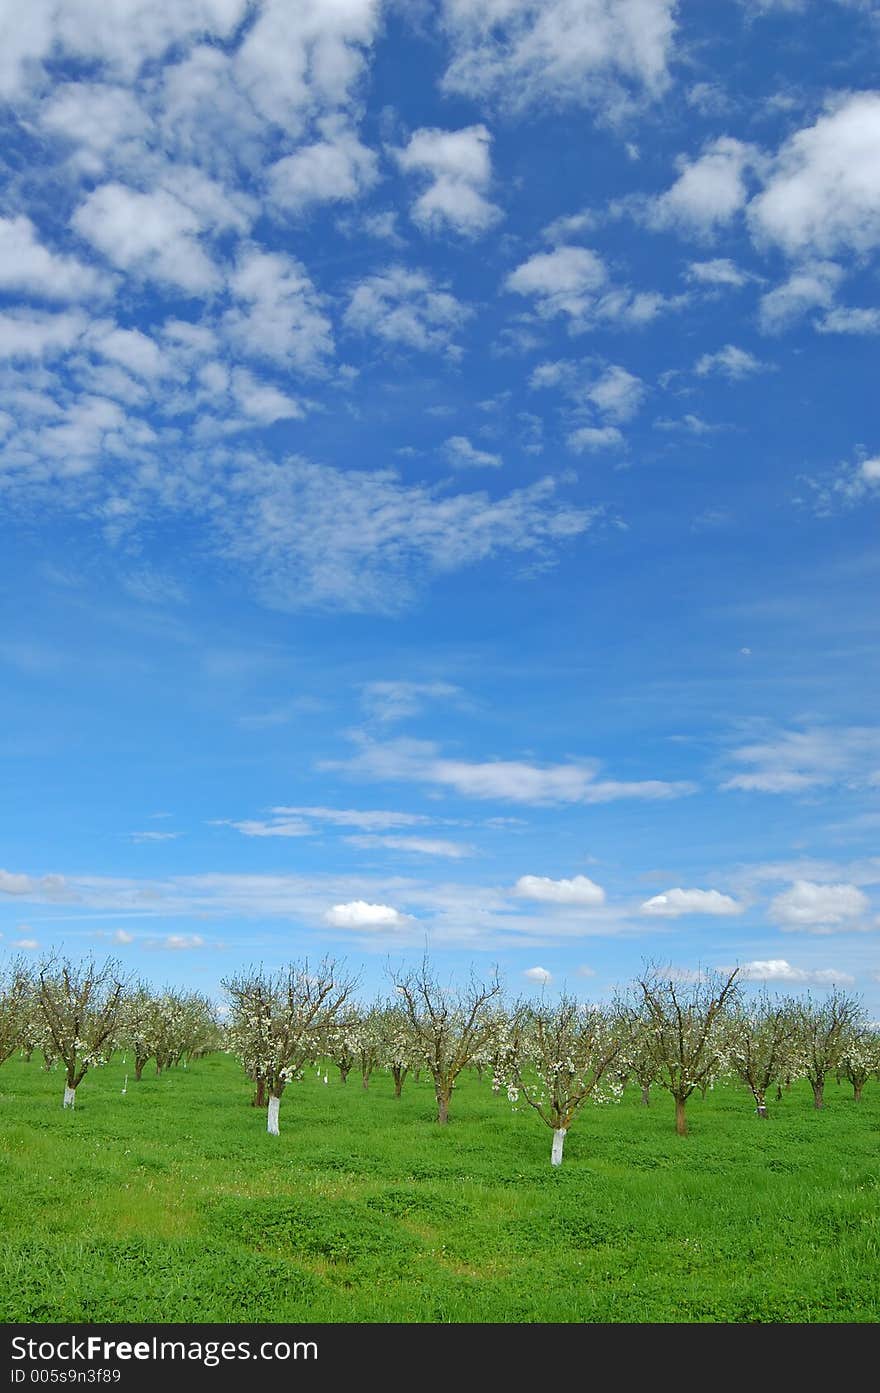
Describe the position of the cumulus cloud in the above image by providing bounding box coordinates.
[323,899,411,929]
[523,965,552,984]
[444,435,502,469]
[0,216,113,301]
[514,874,606,905]
[71,184,221,294]
[270,118,379,212]
[734,958,855,986]
[505,245,675,330]
[695,344,766,379]
[345,266,471,356]
[439,0,677,116]
[566,425,624,452]
[648,138,756,237]
[748,92,880,257]
[395,124,501,237]
[640,887,743,917]
[225,248,333,372]
[769,880,870,932]
[758,261,843,333]
[686,258,751,287]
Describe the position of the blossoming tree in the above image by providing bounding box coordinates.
[636,965,741,1136]
[35,955,127,1108]
[391,960,502,1124]
[793,989,863,1109]
[0,958,32,1069]
[224,959,357,1135]
[505,996,631,1165]
[838,1025,880,1101]
[727,995,803,1117]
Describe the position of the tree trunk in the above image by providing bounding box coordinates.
[675,1097,688,1136]
[267,1095,280,1135]
[551,1128,567,1166]
[63,1084,76,1109]
[853,1082,863,1102]
[361,1073,370,1090]
[754,1091,768,1118]
[436,1088,450,1124]
[640,1085,650,1106]
[392,1067,404,1098]
[812,1081,824,1110]
[338,1065,350,1084]
[252,1077,267,1108]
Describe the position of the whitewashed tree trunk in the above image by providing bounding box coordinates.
[63,1085,76,1109]
[551,1127,567,1166]
[267,1095,280,1135]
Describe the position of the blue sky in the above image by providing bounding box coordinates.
[1,0,879,1011]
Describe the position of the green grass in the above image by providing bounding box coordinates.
[1,1054,879,1322]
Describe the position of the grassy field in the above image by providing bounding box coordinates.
[1,1051,878,1324]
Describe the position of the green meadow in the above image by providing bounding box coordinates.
[1,1051,878,1324]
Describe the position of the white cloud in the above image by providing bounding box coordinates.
[0,311,86,361]
[113,929,135,945]
[270,118,379,212]
[816,306,880,335]
[272,805,431,830]
[328,736,697,805]
[439,0,677,116]
[514,874,606,906]
[749,92,880,257]
[695,344,765,379]
[769,880,871,933]
[686,259,750,288]
[0,0,248,98]
[505,246,608,322]
[71,184,221,294]
[214,461,592,613]
[758,261,842,333]
[157,934,207,950]
[640,887,743,917]
[524,965,552,984]
[226,248,333,372]
[129,831,179,843]
[735,958,855,986]
[396,124,501,237]
[567,425,624,452]
[13,938,39,950]
[505,245,676,330]
[649,138,756,237]
[233,0,380,134]
[344,266,471,356]
[345,835,473,858]
[360,681,463,723]
[722,725,880,793]
[0,216,112,301]
[323,899,411,929]
[444,435,502,469]
[224,818,313,838]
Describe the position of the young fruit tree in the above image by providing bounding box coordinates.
[0,958,32,1068]
[377,1001,415,1098]
[837,1026,880,1102]
[727,994,803,1118]
[224,959,357,1135]
[327,1008,359,1085]
[391,960,502,1124]
[504,996,631,1166]
[636,965,741,1136]
[793,989,864,1109]
[35,956,127,1108]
